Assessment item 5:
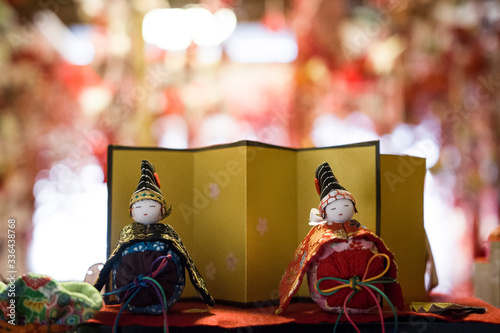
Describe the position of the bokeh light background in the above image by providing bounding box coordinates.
[1,0,499,299]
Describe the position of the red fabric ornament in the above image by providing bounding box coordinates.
[154,172,161,188]
[314,178,321,195]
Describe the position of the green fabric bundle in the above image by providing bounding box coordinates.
[0,273,102,326]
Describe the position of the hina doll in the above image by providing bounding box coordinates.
[277,162,404,314]
[94,160,214,314]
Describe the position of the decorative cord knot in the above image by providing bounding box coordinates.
[104,254,172,333]
[133,274,149,288]
[315,253,398,333]
[347,276,361,292]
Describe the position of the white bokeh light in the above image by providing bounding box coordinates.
[189,7,237,47]
[29,161,107,281]
[142,6,237,51]
[34,11,95,66]
[311,112,379,147]
[142,8,192,51]
[224,22,298,63]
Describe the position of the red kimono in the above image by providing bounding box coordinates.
[277,220,404,314]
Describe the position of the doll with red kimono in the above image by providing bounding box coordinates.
[277,162,404,316]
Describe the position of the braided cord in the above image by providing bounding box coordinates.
[104,255,171,333]
[316,253,398,333]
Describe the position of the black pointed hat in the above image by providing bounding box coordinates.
[130,160,172,219]
[315,162,357,214]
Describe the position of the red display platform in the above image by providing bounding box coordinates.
[85,296,500,332]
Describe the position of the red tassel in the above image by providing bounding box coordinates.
[154,172,161,188]
[315,178,320,195]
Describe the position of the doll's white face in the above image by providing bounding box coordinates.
[324,199,354,223]
[131,200,162,225]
